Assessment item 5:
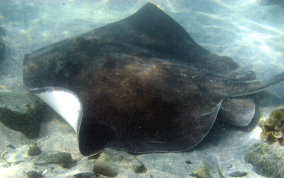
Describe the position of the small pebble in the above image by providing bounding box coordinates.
[28,143,42,156]
[133,164,146,174]
[74,172,98,178]
[93,164,118,177]
[34,152,73,168]
[228,171,247,177]
[26,171,43,178]
[6,144,15,149]
[185,160,192,164]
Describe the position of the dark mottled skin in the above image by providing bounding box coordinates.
[23,3,284,155]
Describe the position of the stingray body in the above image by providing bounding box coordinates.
[23,3,284,155]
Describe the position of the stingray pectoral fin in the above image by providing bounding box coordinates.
[31,87,82,133]
[78,116,115,156]
[219,98,255,127]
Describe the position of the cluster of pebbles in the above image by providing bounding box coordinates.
[1,142,147,178]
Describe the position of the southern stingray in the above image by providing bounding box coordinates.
[23,3,284,155]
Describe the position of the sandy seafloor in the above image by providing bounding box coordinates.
[0,0,284,177]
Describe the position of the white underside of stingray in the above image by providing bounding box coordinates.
[32,88,82,133]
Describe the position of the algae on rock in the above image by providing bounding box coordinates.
[245,143,284,178]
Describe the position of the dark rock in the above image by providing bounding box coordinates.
[185,160,193,164]
[26,171,43,178]
[91,148,146,177]
[133,164,146,174]
[34,152,73,168]
[28,143,42,156]
[74,172,98,178]
[245,143,284,178]
[228,171,247,177]
[6,144,16,149]
[0,88,45,138]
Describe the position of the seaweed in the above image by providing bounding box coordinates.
[260,108,284,145]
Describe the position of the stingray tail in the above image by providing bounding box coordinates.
[230,72,284,97]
